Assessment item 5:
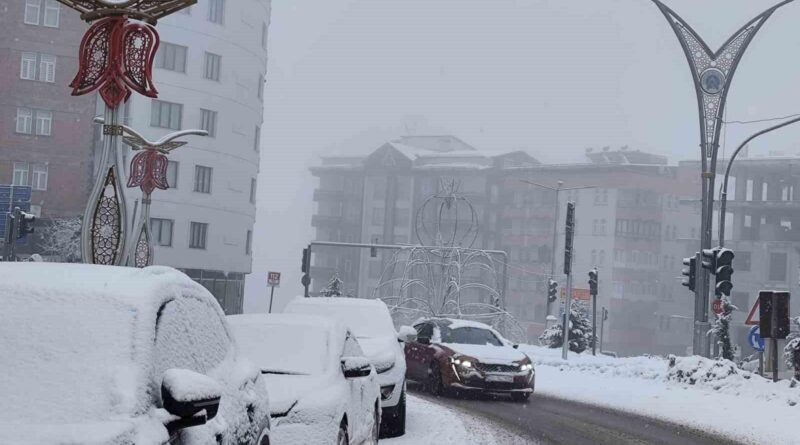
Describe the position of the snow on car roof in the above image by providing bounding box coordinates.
[284,297,396,338]
[227,313,345,375]
[413,317,493,331]
[0,263,217,425]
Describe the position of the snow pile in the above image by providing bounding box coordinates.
[519,344,665,381]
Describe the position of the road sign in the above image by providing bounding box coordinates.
[267,271,281,287]
[712,298,722,315]
[560,287,591,301]
[744,298,760,326]
[748,326,765,351]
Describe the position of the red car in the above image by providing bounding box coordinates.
[402,318,535,401]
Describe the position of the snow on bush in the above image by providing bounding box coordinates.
[537,302,594,354]
[666,355,743,387]
[783,317,800,383]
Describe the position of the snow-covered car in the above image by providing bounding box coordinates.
[283,297,407,437]
[404,318,535,401]
[0,263,271,445]
[227,314,381,445]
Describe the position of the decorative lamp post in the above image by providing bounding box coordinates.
[56,0,195,265]
[650,0,794,357]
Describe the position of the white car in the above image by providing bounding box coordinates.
[284,297,408,437]
[227,314,381,445]
[0,263,271,445]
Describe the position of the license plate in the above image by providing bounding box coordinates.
[485,374,514,383]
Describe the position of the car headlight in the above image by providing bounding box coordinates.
[520,363,533,371]
[451,357,474,368]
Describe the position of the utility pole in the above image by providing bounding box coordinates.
[589,267,599,356]
[561,202,576,360]
[600,307,608,353]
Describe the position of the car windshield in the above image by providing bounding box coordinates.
[286,301,395,339]
[228,319,329,375]
[440,326,503,346]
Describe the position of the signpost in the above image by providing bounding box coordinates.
[561,202,576,360]
[560,287,591,301]
[759,291,790,382]
[267,272,281,313]
[712,298,723,316]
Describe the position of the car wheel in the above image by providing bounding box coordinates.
[428,362,443,396]
[336,422,349,445]
[256,428,270,445]
[511,392,530,402]
[380,388,406,438]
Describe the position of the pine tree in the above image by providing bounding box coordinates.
[784,317,800,384]
[538,301,595,353]
[320,273,344,298]
[710,296,737,361]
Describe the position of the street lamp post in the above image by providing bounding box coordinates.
[520,180,596,326]
[718,116,800,247]
[651,0,795,357]
[55,0,196,266]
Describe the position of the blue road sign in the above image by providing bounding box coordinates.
[749,325,765,351]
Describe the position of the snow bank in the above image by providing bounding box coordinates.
[521,344,800,444]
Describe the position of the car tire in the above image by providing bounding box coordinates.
[336,421,349,445]
[511,392,531,402]
[428,362,443,396]
[380,388,406,438]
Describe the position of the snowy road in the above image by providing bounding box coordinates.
[383,394,536,445]
[408,386,742,445]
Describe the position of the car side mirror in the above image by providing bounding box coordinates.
[161,369,222,434]
[513,344,519,349]
[397,326,417,343]
[341,356,372,378]
[417,336,431,345]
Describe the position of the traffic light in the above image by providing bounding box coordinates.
[701,248,717,274]
[714,248,734,296]
[547,279,558,303]
[16,211,35,240]
[588,268,598,296]
[301,248,309,274]
[370,237,378,258]
[681,255,697,292]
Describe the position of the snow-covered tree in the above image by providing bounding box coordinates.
[320,273,344,297]
[37,217,82,262]
[784,316,800,385]
[710,296,737,361]
[538,301,594,353]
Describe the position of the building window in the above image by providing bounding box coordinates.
[31,163,48,190]
[203,52,221,81]
[150,218,174,247]
[154,42,187,72]
[166,161,179,189]
[189,222,208,249]
[35,110,52,135]
[257,73,264,99]
[16,108,33,134]
[20,52,37,80]
[250,178,257,204]
[150,99,182,130]
[769,252,787,282]
[38,54,55,82]
[13,162,29,186]
[261,22,268,49]
[208,0,224,24]
[735,251,751,272]
[24,0,59,27]
[194,165,213,193]
[200,109,217,137]
[253,125,261,151]
[245,230,252,255]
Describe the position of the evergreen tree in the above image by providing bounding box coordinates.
[320,273,344,298]
[784,317,800,385]
[538,301,595,353]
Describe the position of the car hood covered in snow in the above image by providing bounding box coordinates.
[442,343,528,364]
[357,335,399,371]
[263,374,331,416]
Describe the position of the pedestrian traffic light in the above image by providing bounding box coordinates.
[301,247,309,274]
[681,255,697,292]
[714,248,734,296]
[16,211,35,240]
[588,268,598,296]
[547,279,558,303]
[701,248,717,274]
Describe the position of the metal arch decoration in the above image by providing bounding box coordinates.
[414,178,479,249]
[71,16,159,108]
[55,0,196,24]
[650,0,794,160]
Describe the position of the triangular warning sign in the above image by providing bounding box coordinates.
[745,299,760,326]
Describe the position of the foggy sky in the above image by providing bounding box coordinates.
[245,0,800,312]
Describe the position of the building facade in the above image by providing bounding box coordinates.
[310,140,699,356]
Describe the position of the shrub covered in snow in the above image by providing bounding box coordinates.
[538,302,594,353]
[667,355,745,387]
[319,273,344,297]
[783,317,800,383]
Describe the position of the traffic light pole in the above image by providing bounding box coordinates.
[589,268,598,356]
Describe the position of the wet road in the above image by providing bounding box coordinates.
[409,385,744,445]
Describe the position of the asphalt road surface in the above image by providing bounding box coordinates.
[409,384,744,445]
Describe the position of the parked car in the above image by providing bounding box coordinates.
[403,318,535,401]
[0,263,271,445]
[284,297,408,437]
[227,313,381,445]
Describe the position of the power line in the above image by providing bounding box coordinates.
[723,113,800,125]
